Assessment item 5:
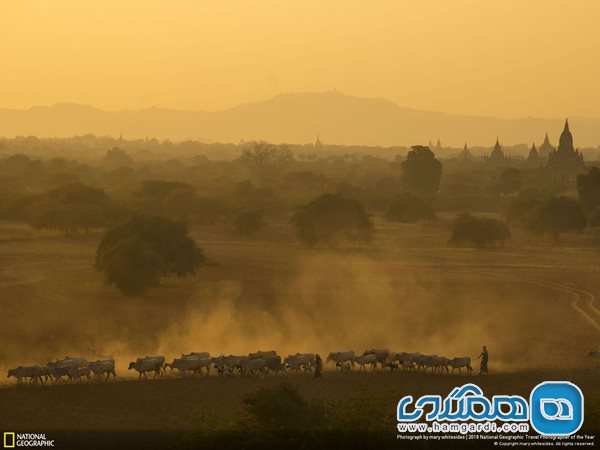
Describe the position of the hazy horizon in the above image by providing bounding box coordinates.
[3,1,600,119]
[4,90,600,147]
[3,90,600,122]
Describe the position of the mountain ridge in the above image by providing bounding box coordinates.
[1,91,599,147]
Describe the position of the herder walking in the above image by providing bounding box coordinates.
[314,354,323,378]
[477,345,489,374]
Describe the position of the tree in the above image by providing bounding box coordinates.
[588,207,600,228]
[30,183,122,235]
[577,167,600,215]
[95,236,165,295]
[234,209,265,235]
[401,146,442,194]
[163,188,199,222]
[449,213,510,247]
[495,168,522,194]
[290,194,373,246]
[527,197,586,242]
[103,147,133,168]
[32,204,110,236]
[384,193,435,223]
[133,180,226,224]
[240,141,293,177]
[504,195,544,226]
[95,215,204,294]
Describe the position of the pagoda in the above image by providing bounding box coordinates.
[488,137,508,165]
[524,143,540,167]
[538,133,554,159]
[546,119,585,177]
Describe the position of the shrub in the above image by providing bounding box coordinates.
[243,384,321,429]
[291,194,373,246]
[449,213,510,247]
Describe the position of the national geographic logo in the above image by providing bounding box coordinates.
[3,433,15,448]
[3,433,54,447]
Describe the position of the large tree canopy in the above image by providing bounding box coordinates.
[95,215,204,294]
[290,193,373,246]
[527,196,586,242]
[577,167,600,215]
[132,180,226,225]
[401,146,443,194]
[240,141,293,178]
[30,183,124,235]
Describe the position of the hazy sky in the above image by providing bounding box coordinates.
[2,0,599,118]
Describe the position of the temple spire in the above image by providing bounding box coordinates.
[314,132,323,149]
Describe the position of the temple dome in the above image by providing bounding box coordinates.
[558,119,574,153]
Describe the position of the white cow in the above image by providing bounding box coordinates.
[143,356,167,376]
[89,359,117,381]
[166,356,211,377]
[284,354,314,373]
[417,355,449,373]
[240,358,267,376]
[392,352,420,371]
[355,353,378,371]
[326,351,355,367]
[7,366,40,385]
[363,349,390,368]
[336,361,352,372]
[68,366,91,383]
[448,357,473,375]
[262,355,284,374]
[211,355,248,375]
[128,356,165,380]
[47,357,87,383]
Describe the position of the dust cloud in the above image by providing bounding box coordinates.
[0,251,580,382]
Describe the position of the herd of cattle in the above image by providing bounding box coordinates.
[6,349,474,385]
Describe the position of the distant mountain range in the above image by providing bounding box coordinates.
[1,91,599,148]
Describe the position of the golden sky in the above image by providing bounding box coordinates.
[2,0,599,118]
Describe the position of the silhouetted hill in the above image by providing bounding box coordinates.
[1,92,599,147]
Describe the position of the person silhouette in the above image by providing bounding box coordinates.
[477,346,489,374]
[314,354,323,378]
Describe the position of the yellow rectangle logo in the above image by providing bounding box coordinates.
[3,432,15,448]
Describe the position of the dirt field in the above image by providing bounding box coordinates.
[1,217,600,447]
[0,370,599,449]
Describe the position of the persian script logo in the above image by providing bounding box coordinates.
[397,381,584,436]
